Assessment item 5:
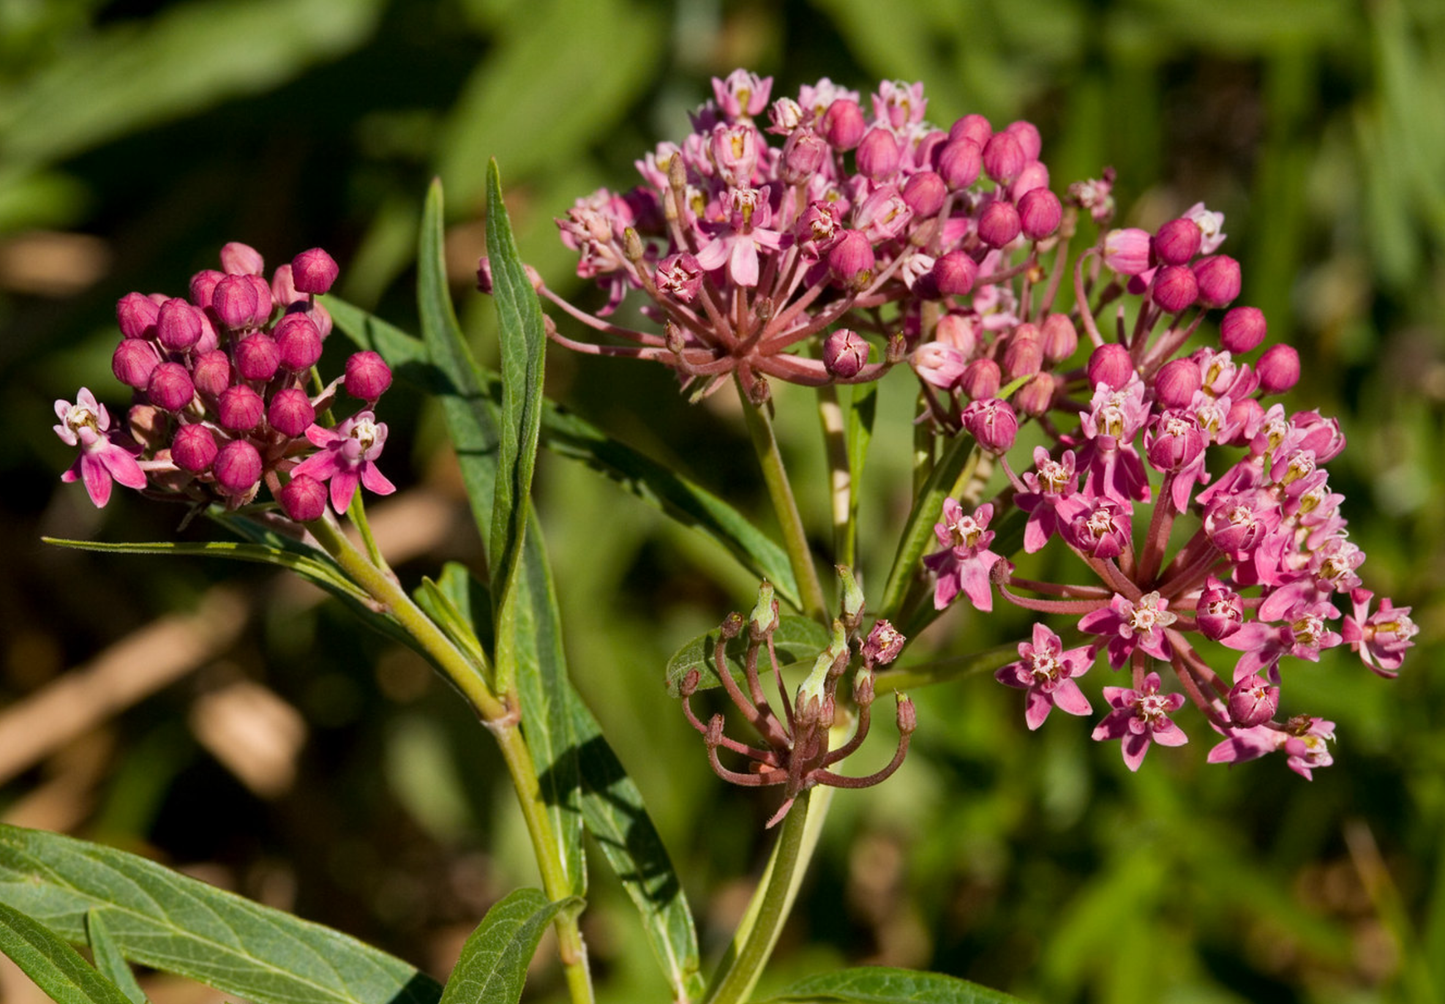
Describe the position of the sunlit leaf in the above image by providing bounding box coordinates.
[437,889,579,1004]
[0,900,134,1004]
[757,966,1030,1004]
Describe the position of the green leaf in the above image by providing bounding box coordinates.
[437,889,579,1004]
[85,910,148,1004]
[757,966,1030,1004]
[664,616,833,698]
[562,686,705,1003]
[0,900,134,1004]
[327,297,799,606]
[842,382,878,568]
[413,575,491,679]
[0,824,441,1004]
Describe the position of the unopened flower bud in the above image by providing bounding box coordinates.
[171,424,218,473]
[1196,580,1244,640]
[292,248,339,295]
[960,357,1001,399]
[155,298,202,352]
[212,274,259,329]
[345,350,392,402]
[235,333,281,381]
[245,274,274,327]
[937,139,982,189]
[1010,160,1050,199]
[856,127,901,180]
[1087,343,1134,389]
[267,387,315,438]
[963,397,1018,454]
[902,171,946,216]
[188,269,223,311]
[1220,306,1266,354]
[780,129,828,185]
[112,339,160,389]
[1017,188,1062,240]
[949,113,991,148]
[822,98,865,150]
[1039,313,1077,363]
[271,264,300,307]
[214,440,262,495]
[896,694,917,734]
[1015,372,1055,416]
[823,328,870,378]
[1150,264,1199,313]
[982,131,1025,184]
[275,313,323,371]
[218,384,264,432]
[1227,674,1279,727]
[192,350,231,397]
[1102,228,1151,275]
[1154,358,1202,409]
[1152,218,1202,265]
[935,312,978,356]
[475,256,494,294]
[117,292,160,340]
[828,230,875,289]
[931,250,978,297]
[1192,254,1241,308]
[147,362,195,412]
[1256,344,1300,394]
[1002,325,1043,380]
[279,474,327,522]
[1005,120,1042,160]
[220,241,264,276]
[977,200,1021,248]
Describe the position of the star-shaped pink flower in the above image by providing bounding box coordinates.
[291,410,397,514]
[54,388,146,508]
[995,623,1095,729]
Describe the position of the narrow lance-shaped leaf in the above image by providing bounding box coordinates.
[325,296,799,608]
[0,824,442,1004]
[757,966,1031,1004]
[86,909,148,1004]
[0,900,135,1004]
[437,890,580,1004]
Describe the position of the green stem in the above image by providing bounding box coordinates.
[703,788,831,1004]
[741,386,829,623]
[815,384,853,568]
[346,492,386,569]
[307,516,594,1004]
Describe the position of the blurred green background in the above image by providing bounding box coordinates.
[3,0,1443,1002]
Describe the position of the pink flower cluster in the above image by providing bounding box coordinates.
[537,70,1068,400]
[54,243,396,523]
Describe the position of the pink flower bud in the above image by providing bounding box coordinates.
[1005,120,1042,161]
[271,263,301,307]
[1256,344,1300,394]
[1220,306,1266,353]
[935,312,978,356]
[292,247,340,295]
[274,313,323,371]
[1015,372,1055,417]
[1009,161,1050,200]
[1197,580,1245,641]
[937,139,982,189]
[245,274,274,327]
[780,129,828,185]
[116,292,159,340]
[827,230,875,289]
[218,384,265,432]
[931,251,978,296]
[1227,674,1279,727]
[1017,188,1061,240]
[192,350,231,397]
[1150,265,1199,313]
[172,424,218,473]
[1002,324,1042,380]
[902,171,946,216]
[214,440,262,495]
[112,339,160,389]
[309,301,333,339]
[147,362,195,412]
[963,397,1018,453]
[155,298,203,351]
[822,98,865,150]
[982,131,1025,184]
[235,333,281,381]
[1146,412,1205,472]
[855,127,901,180]
[475,256,494,294]
[189,271,224,312]
[1087,343,1134,389]
[267,387,316,438]
[220,241,264,275]
[948,113,991,148]
[1154,358,1201,409]
[1040,313,1077,363]
[823,328,870,378]
[960,358,1001,399]
[977,200,1021,248]
[1192,254,1241,308]
[279,474,327,522]
[212,274,259,329]
[1152,218,1201,266]
[345,350,393,402]
[1102,228,1151,275]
